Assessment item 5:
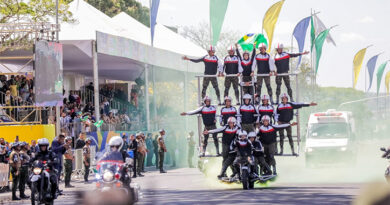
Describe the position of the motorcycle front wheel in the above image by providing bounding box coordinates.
[31,182,40,205]
[241,169,249,190]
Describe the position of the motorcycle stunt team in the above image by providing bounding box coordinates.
[182,43,316,179]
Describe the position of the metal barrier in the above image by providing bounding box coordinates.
[194,73,301,157]
[0,163,9,188]
[0,105,46,125]
[71,146,96,181]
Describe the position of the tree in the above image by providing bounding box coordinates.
[179,21,241,57]
[85,0,150,26]
[0,0,74,23]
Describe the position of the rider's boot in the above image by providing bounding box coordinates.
[279,145,284,155]
[291,145,297,156]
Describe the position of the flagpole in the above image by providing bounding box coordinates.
[310,8,314,86]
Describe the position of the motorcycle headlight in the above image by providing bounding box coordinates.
[103,171,114,182]
[33,167,42,175]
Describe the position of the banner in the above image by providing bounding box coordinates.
[150,0,160,46]
[353,47,368,88]
[210,0,230,46]
[386,71,390,94]
[293,16,311,69]
[376,61,388,94]
[314,29,330,74]
[35,41,63,106]
[366,54,380,91]
[262,0,285,52]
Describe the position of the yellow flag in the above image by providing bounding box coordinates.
[386,71,390,94]
[353,47,368,88]
[262,0,285,52]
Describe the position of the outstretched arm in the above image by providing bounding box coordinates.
[288,51,310,58]
[182,55,205,63]
[291,102,317,109]
[180,106,203,116]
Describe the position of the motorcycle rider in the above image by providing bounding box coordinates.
[258,94,275,124]
[220,96,237,126]
[30,138,59,201]
[101,136,125,161]
[19,142,30,199]
[181,96,220,156]
[204,117,240,179]
[236,43,256,96]
[276,93,317,155]
[182,46,223,105]
[9,142,21,200]
[257,115,296,175]
[252,43,275,104]
[222,45,241,104]
[248,132,272,176]
[237,94,259,133]
[231,131,254,177]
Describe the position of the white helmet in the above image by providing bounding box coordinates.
[224,96,232,102]
[37,138,49,146]
[238,130,248,137]
[108,136,123,147]
[280,93,289,100]
[261,115,271,123]
[227,45,235,51]
[207,45,216,52]
[227,117,236,125]
[276,43,284,49]
[248,131,257,138]
[243,94,252,100]
[203,96,211,103]
[259,43,267,49]
[261,95,270,101]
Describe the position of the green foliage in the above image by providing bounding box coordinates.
[85,0,150,26]
[0,0,74,23]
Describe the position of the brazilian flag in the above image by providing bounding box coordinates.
[237,33,268,51]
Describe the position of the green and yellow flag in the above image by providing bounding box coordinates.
[314,29,330,74]
[262,0,285,52]
[385,71,390,94]
[94,120,104,128]
[353,47,368,88]
[237,33,268,51]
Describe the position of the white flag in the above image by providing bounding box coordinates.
[313,14,336,46]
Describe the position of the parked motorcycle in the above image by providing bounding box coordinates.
[29,160,55,205]
[380,147,390,183]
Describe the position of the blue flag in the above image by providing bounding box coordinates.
[150,0,160,46]
[366,54,380,91]
[293,16,311,70]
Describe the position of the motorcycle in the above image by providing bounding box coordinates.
[29,160,55,205]
[380,147,390,183]
[95,150,140,203]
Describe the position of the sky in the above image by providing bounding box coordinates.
[137,0,390,93]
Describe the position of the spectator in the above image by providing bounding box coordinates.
[51,134,66,183]
[76,133,86,149]
[145,133,154,167]
[128,134,138,178]
[30,140,39,153]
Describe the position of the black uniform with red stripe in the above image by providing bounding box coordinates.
[257,124,290,167]
[237,48,256,77]
[276,102,310,123]
[220,106,237,126]
[223,55,240,74]
[274,52,302,74]
[253,53,272,74]
[185,105,220,154]
[258,104,275,123]
[232,139,253,158]
[190,55,221,75]
[238,104,258,124]
[208,125,240,160]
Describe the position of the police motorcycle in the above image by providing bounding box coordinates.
[380,147,390,183]
[95,136,140,203]
[29,138,57,205]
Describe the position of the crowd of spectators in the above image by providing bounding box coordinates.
[0,75,34,106]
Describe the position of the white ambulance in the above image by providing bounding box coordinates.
[305,109,357,167]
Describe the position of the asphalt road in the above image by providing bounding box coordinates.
[0,167,362,205]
